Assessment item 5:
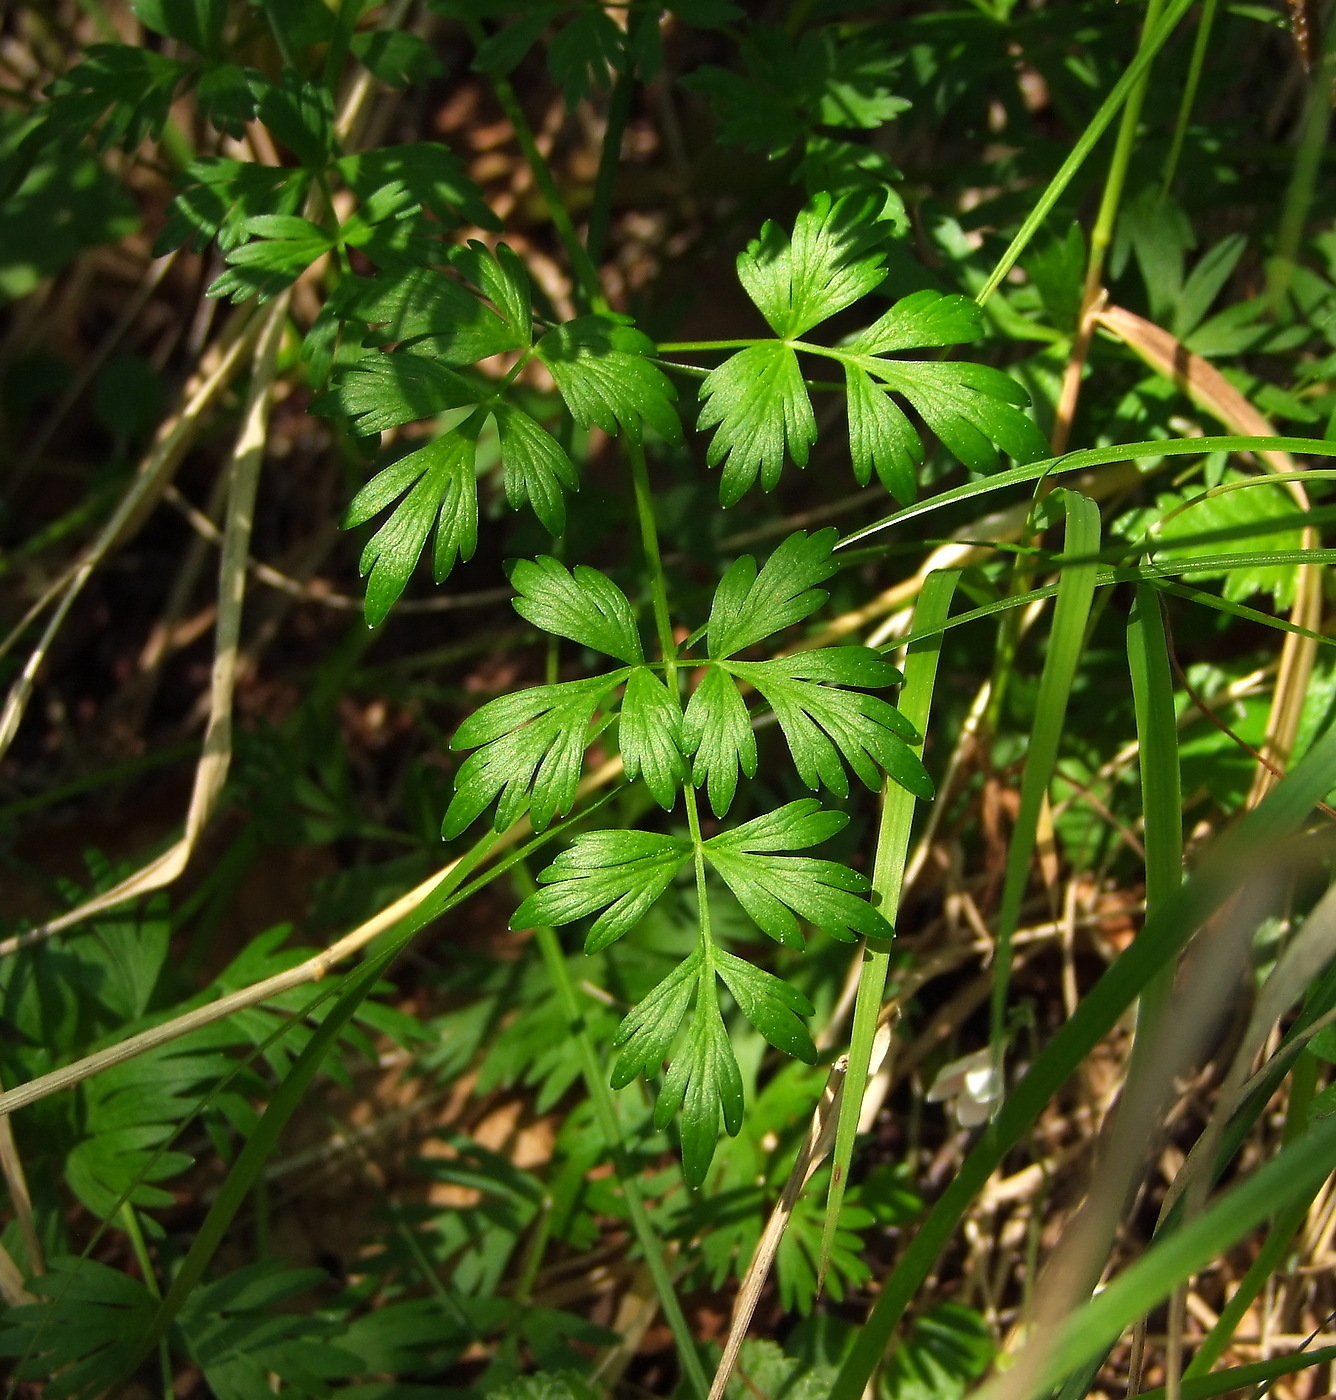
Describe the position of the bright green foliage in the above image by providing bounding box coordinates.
[697,194,1046,504]
[705,527,841,658]
[617,666,687,808]
[703,801,894,946]
[655,985,744,1186]
[344,426,482,627]
[681,660,757,816]
[510,557,643,662]
[536,315,681,444]
[513,830,692,952]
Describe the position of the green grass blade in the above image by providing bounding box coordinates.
[974,0,1196,304]
[1126,584,1183,1037]
[971,1102,1336,1400]
[838,437,1336,549]
[817,569,960,1289]
[1144,1345,1336,1400]
[826,718,1336,1400]
[1160,0,1220,196]
[990,491,1102,1052]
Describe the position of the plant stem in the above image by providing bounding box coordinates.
[519,869,708,1400]
[1265,13,1336,312]
[1160,0,1219,198]
[656,340,763,353]
[120,1203,172,1399]
[586,9,650,267]
[467,24,607,315]
[626,437,677,678]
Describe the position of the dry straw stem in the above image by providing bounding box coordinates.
[1094,304,1322,804]
[0,755,625,1122]
[0,293,290,952]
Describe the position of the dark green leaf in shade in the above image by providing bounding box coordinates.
[444,672,628,837]
[339,144,499,231]
[255,68,334,168]
[252,0,336,49]
[618,666,687,809]
[510,556,643,662]
[336,265,525,361]
[536,315,681,445]
[344,423,482,625]
[511,829,692,952]
[132,0,227,56]
[206,213,334,303]
[44,46,190,152]
[655,981,744,1186]
[495,402,578,535]
[547,6,625,106]
[704,800,894,946]
[316,351,480,435]
[728,647,932,800]
[705,529,839,659]
[350,30,444,88]
[682,663,756,817]
[698,342,814,506]
[0,1257,155,1398]
[714,946,816,1063]
[154,158,310,257]
[195,63,262,137]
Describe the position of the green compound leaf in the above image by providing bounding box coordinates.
[704,799,894,946]
[133,0,228,57]
[848,288,986,355]
[511,829,691,952]
[857,355,1048,475]
[610,949,702,1089]
[444,672,628,837]
[655,978,744,1187]
[618,665,687,809]
[43,45,190,152]
[344,424,481,626]
[338,143,499,232]
[450,239,533,343]
[738,189,889,338]
[317,351,480,435]
[495,401,579,535]
[706,528,839,659]
[682,662,757,818]
[155,158,310,257]
[206,213,335,303]
[714,946,816,1064]
[255,67,334,168]
[698,341,815,506]
[845,360,920,503]
[536,314,682,445]
[729,647,933,801]
[0,1257,156,1398]
[510,556,644,663]
[335,265,526,362]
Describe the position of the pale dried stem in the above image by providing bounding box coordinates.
[0,1071,41,1274]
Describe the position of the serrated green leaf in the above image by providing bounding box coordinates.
[511,829,691,952]
[618,666,686,808]
[207,213,334,303]
[656,979,743,1186]
[318,351,480,434]
[45,45,190,152]
[133,0,227,56]
[336,266,526,360]
[154,158,309,257]
[451,239,533,341]
[849,289,985,355]
[494,401,578,534]
[350,29,444,87]
[547,6,625,106]
[444,672,628,836]
[682,663,756,817]
[347,426,481,625]
[860,356,1047,473]
[739,190,888,338]
[510,556,643,662]
[846,360,920,502]
[704,800,894,946]
[195,62,261,137]
[698,341,815,506]
[729,648,931,800]
[537,315,681,444]
[611,949,702,1088]
[706,528,839,658]
[714,946,816,1063]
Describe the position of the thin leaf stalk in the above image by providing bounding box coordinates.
[518,867,709,1400]
[1159,0,1220,197]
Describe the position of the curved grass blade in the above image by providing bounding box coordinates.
[838,436,1336,549]
[989,491,1101,1053]
[826,719,1336,1400]
[816,570,959,1290]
